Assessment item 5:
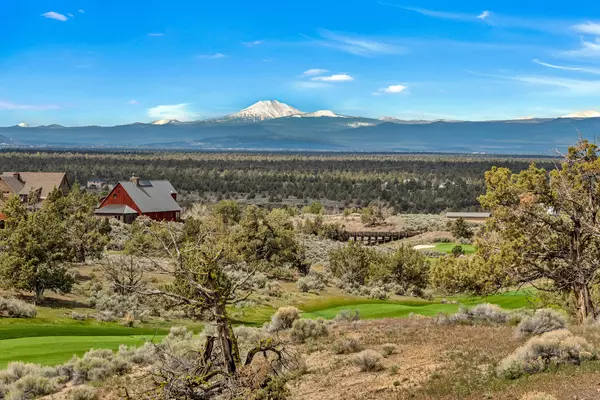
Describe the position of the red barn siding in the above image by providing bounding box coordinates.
[99,183,141,214]
[99,183,180,222]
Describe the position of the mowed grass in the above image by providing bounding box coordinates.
[299,289,535,321]
[433,242,476,254]
[0,335,165,368]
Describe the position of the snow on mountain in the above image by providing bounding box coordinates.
[228,100,304,121]
[561,110,600,119]
[17,122,29,128]
[152,119,180,125]
[303,110,344,118]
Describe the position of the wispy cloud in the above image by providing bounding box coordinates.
[315,30,405,57]
[147,104,198,121]
[198,53,227,59]
[148,33,164,37]
[293,81,332,90]
[0,100,60,111]
[533,59,600,74]
[78,9,85,13]
[128,100,139,105]
[68,13,74,17]
[263,59,273,63]
[393,5,476,21]
[562,39,600,58]
[41,12,68,22]
[373,84,408,95]
[311,74,354,82]
[477,11,490,20]
[243,40,263,47]
[302,68,328,76]
[572,22,600,35]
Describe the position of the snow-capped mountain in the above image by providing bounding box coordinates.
[299,110,345,118]
[152,119,180,126]
[17,122,29,128]
[561,110,600,119]
[227,100,304,121]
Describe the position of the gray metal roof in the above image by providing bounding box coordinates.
[446,212,491,218]
[119,180,181,213]
[95,204,138,215]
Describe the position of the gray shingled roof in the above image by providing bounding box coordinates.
[95,204,138,215]
[446,212,491,218]
[119,180,181,213]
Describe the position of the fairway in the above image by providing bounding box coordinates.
[297,289,534,321]
[433,242,476,254]
[0,335,164,368]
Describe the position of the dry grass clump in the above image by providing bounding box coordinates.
[296,275,325,293]
[333,309,360,323]
[438,303,514,326]
[268,306,301,332]
[497,329,596,379]
[7,374,60,400]
[69,385,99,400]
[291,319,328,343]
[381,343,397,357]
[0,297,37,318]
[352,350,384,372]
[332,336,363,354]
[516,309,567,338]
[520,392,557,400]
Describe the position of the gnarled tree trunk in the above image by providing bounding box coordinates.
[573,283,595,324]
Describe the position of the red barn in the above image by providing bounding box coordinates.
[95,176,181,223]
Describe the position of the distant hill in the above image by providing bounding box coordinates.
[2,100,599,154]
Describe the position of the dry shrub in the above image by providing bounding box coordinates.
[438,304,511,325]
[334,309,360,323]
[520,393,557,400]
[70,385,99,400]
[296,276,325,293]
[381,343,397,357]
[8,375,60,400]
[515,308,566,338]
[0,297,37,318]
[352,350,384,372]
[497,329,596,379]
[332,337,363,355]
[290,319,328,343]
[269,307,301,332]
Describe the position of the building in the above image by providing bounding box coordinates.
[94,175,181,223]
[445,212,491,223]
[87,178,108,190]
[0,172,70,205]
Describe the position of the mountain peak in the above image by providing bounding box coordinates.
[305,110,342,118]
[152,119,180,125]
[561,110,600,119]
[229,100,305,121]
[17,122,30,128]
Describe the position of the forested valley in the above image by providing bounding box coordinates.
[0,151,556,212]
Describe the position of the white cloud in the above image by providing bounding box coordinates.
[293,81,331,89]
[562,39,600,58]
[511,75,600,94]
[243,40,263,47]
[147,104,198,121]
[68,13,74,17]
[148,33,164,37]
[302,68,328,76]
[373,85,408,95]
[78,9,85,13]
[198,53,227,59]
[41,12,68,22]
[263,59,273,63]
[533,59,600,74]
[477,11,490,20]
[317,30,405,57]
[128,100,139,105]
[572,22,600,35]
[0,100,60,111]
[311,74,354,82]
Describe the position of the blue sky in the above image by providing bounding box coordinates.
[3,0,600,125]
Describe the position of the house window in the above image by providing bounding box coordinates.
[112,193,117,199]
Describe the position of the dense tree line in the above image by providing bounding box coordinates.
[0,150,556,213]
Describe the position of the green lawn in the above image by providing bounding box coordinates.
[297,289,535,321]
[0,335,164,368]
[433,242,476,254]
